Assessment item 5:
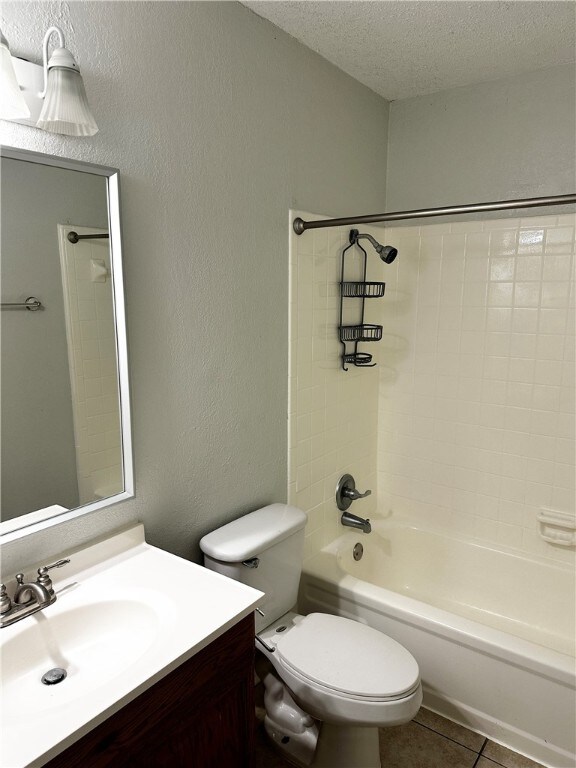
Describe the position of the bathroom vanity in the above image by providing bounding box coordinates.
[0,525,262,767]
[44,614,255,768]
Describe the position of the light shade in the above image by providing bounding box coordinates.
[37,65,98,136]
[0,34,31,119]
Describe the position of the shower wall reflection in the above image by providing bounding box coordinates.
[1,158,113,521]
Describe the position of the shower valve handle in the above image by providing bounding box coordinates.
[336,474,372,511]
[342,486,371,501]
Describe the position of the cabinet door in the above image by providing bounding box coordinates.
[44,614,255,768]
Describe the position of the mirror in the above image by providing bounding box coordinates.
[0,147,133,541]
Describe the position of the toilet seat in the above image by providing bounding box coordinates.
[274,613,420,702]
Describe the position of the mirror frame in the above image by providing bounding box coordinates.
[0,146,134,542]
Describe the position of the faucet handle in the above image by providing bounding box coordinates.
[38,559,70,573]
[336,474,372,511]
[343,487,372,501]
[0,584,11,615]
[37,559,70,594]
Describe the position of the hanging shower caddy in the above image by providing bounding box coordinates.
[339,229,385,371]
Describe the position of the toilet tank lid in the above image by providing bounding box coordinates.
[199,504,307,562]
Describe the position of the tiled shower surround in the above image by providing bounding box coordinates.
[289,211,575,566]
[289,214,380,560]
[59,228,123,505]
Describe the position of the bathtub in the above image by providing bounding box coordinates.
[299,523,576,768]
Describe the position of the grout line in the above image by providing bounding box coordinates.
[471,738,490,767]
[413,721,481,755]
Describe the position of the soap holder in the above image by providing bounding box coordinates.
[537,508,576,547]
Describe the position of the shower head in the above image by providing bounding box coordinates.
[376,244,398,264]
[350,230,398,264]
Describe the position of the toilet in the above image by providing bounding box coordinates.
[200,504,422,768]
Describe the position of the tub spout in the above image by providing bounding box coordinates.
[341,511,371,534]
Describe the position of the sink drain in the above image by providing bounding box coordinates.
[41,668,67,685]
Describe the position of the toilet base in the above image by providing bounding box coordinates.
[264,715,318,767]
[261,665,319,766]
[258,647,384,767]
[313,724,381,768]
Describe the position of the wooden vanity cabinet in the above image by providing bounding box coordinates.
[45,614,256,768]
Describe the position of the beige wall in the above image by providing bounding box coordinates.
[0,1,389,571]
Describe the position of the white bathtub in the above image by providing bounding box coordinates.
[299,523,576,767]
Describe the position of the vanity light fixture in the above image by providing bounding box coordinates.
[0,25,98,136]
[0,30,30,119]
[37,26,98,136]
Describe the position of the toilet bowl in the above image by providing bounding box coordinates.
[259,612,422,727]
[200,504,422,767]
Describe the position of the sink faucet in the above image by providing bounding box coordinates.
[340,510,372,534]
[14,577,51,606]
[1,559,70,628]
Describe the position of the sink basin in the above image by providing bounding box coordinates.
[3,600,160,714]
[0,524,262,768]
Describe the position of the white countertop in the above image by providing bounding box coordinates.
[0,524,262,768]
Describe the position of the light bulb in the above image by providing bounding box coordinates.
[0,34,31,119]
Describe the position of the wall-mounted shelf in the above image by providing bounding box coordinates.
[340,324,383,342]
[342,351,376,367]
[341,282,386,299]
[537,508,576,547]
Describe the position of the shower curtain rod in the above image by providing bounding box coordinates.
[292,193,576,235]
[67,231,109,244]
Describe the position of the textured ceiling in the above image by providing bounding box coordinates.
[242,1,576,100]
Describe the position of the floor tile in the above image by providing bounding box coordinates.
[379,720,478,768]
[254,692,546,768]
[414,707,486,752]
[482,741,546,768]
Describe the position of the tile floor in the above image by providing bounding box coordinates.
[255,695,547,768]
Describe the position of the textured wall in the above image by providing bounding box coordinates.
[0,1,388,572]
[386,64,576,212]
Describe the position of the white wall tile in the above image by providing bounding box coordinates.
[59,229,123,505]
[290,212,574,568]
[377,217,575,567]
[290,212,379,556]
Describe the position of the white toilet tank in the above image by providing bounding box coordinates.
[200,504,307,632]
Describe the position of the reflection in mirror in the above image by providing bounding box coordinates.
[0,148,132,540]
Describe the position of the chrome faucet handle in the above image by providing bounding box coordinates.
[37,559,70,594]
[0,584,11,615]
[37,558,70,574]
